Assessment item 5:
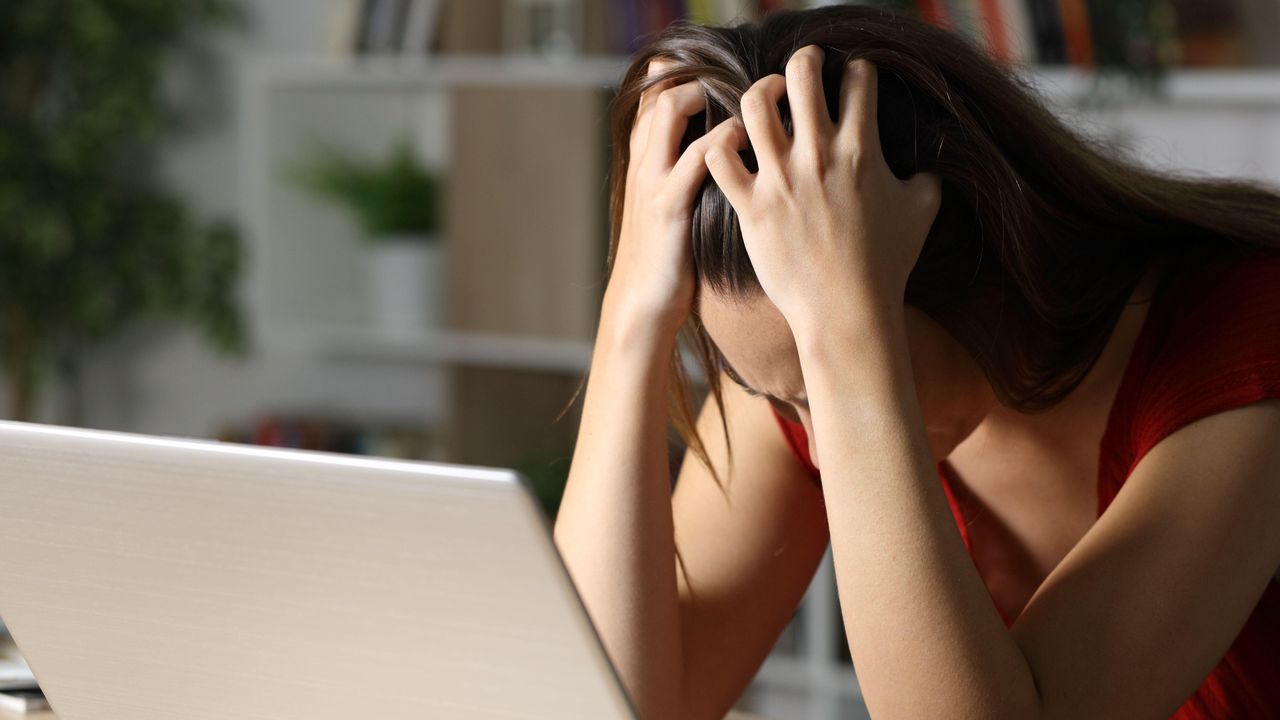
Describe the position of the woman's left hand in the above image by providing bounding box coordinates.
[703,46,941,336]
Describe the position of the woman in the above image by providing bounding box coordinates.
[553,6,1280,719]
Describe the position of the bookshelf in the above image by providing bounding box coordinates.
[241,45,1280,719]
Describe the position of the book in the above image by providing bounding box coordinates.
[996,0,1036,64]
[945,0,982,41]
[0,688,49,715]
[1058,0,1095,66]
[1171,0,1249,66]
[612,0,646,53]
[357,0,411,54]
[1026,0,1068,64]
[916,0,952,27]
[1238,0,1280,65]
[976,0,1013,60]
[324,0,365,55]
[0,639,36,695]
[434,0,503,54]
[400,0,443,55]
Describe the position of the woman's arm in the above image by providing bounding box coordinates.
[796,309,1040,718]
[796,302,1280,719]
[704,44,1280,719]
[555,304,686,718]
[553,57,707,718]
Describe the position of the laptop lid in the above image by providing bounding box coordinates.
[0,420,635,720]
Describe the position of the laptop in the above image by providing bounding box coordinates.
[0,420,636,720]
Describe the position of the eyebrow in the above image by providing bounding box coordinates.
[719,356,809,406]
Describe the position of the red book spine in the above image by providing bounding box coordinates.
[916,0,951,27]
[976,0,1012,62]
[759,0,787,15]
[1058,0,1094,66]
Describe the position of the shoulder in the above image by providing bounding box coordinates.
[1111,248,1280,478]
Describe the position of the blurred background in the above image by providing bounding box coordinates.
[1,0,1278,718]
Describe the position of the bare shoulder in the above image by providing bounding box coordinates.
[1014,398,1280,718]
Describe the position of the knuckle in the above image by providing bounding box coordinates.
[705,143,730,167]
[849,156,872,185]
[656,89,680,113]
[918,177,942,209]
[788,61,818,87]
[843,136,865,160]
[740,91,771,117]
[787,49,823,81]
[798,144,827,174]
[747,74,782,97]
[646,57,674,77]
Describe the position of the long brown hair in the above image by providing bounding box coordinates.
[602,6,1280,482]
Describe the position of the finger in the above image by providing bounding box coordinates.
[632,58,678,155]
[739,74,789,174]
[645,80,707,171]
[665,126,719,196]
[836,58,881,156]
[785,45,833,144]
[906,171,942,216]
[702,118,752,208]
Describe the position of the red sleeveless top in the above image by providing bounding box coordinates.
[771,250,1280,718]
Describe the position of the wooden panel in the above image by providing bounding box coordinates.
[434,0,504,54]
[444,84,609,341]
[446,366,584,468]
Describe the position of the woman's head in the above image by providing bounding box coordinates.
[604,6,1280,475]
[698,288,996,466]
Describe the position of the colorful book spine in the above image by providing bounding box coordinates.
[1025,0,1067,64]
[759,0,789,16]
[976,0,1011,60]
[945,0,983,43]
[612,0,646,52]
[996,0,1036,64]
[687,0,718,24]
[916,0,952,27]
[1057,0,1095,66]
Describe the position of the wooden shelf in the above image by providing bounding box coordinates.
[306,328,717,383]
[249,54,1280,107]
[315,329,595,374]
[249,54,631,90]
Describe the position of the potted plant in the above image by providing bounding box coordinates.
[0,0,247,422]
[288,141,445,335]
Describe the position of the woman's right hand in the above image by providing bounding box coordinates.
[603,60,722,338]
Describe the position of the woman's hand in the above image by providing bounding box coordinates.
[702,47,941,336]
[603,59,717,338]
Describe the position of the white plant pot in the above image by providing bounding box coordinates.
[367,235,444,334]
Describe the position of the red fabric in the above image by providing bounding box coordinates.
[770,250,1280,718]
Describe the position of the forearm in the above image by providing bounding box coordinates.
[554,294,684,718]
[794,307,1039,719]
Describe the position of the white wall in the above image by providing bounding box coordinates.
[60,0,446,438]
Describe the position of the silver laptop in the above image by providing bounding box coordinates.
[0,420,635,720]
